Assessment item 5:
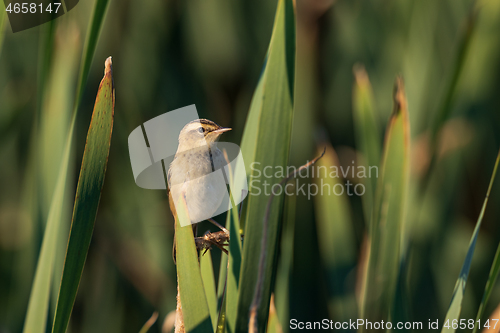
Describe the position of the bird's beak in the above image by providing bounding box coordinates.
[212,127,232,135]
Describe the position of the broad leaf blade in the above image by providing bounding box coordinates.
[361,77,410,329]
[235,0,295,331]
[443,150,500,333]
[52,58,115,333]
[175,195,213,333]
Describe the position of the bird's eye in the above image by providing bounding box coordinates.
[198,127,205,134]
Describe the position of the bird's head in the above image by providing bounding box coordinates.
[177,119,231,151]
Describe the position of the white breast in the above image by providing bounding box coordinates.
[168,146,227,222]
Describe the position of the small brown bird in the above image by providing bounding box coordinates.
[167,119,231,259]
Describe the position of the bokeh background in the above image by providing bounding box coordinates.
[1,0,500,331]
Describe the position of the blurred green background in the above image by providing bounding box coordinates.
[1,0,500,331]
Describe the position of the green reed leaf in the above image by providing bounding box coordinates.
[175,194,214,333]
[51,57,114,333]
[22,24,80,333]
[216,245,228,333]
[74,0,111,110]
[361,77,410,330]
[22,117,75,333]
[234,0,295,331]
[443,149,500,333]
[473,232,500,333]
[200,250,218,332]
[353,65,381,225]
[223,151,243,333]
[473,235,500,333]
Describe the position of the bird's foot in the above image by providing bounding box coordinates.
[195,230,229,255]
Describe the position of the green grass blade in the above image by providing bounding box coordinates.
[217,242,228,306]
[22,122,76,333]
[224,156,243,333]
[74,0,111,110]
[175,195,214,333]
[422,3,479,191]
[225,206,242,332]
[200,250,218,332]
[22,0,110,323]
[51,58,115,333]
[216,245,228,333]
[352,65,381,225]
[361,77,410,329]
[442,149,500,333]
[274,193,295,330]
[39,25,80,217]
[235,0,295,331]
[23,0,110,327]
[473,225,500,333]
[430,3,478,145]
[313,144,356,320]
[36,19,57,122]
[216,289,227,333]
[22,25,81,333]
